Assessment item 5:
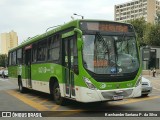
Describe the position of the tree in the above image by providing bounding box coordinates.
[127,17,148,46]
[146,12,160,46]
[127,17,160,46]
[143,23,152,45]
[147,24,160,46]
[155,12,160,24]
[0,54,8,67]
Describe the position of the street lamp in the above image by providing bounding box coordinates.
[73,13,84,19]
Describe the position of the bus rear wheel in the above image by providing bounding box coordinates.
[52,82,66,105]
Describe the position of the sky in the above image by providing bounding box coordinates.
[0,0,130,44]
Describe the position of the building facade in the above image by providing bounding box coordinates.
[0,31,18,55]
[114,0,160,23]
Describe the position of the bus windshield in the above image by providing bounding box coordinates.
[82,33,139,74]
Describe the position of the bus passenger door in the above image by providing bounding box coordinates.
[25,46,32,88]
[63,36,78,98]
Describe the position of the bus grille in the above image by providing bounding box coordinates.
[101,89,133,99]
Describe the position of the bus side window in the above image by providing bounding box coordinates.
[48,35,60,61]
[47,37,53,60]
[12,51,17,65]
[22,48,25,64]
[9,52,12,65]
[17,49,22,64]
[32,44,37,62]
[37,39,47,61]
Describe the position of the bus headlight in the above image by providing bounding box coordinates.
[135,75,142,87]
[83,77,97,90]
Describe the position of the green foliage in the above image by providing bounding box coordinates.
[127,17,160,46]
[127,17,147,46]
[155,12,160,24]
[147,24,160,46]
[0,54,8,67]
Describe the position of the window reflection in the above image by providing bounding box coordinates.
[82,34,139,74]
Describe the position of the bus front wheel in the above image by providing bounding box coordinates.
[53,82,66,105]
[141,94,148,97]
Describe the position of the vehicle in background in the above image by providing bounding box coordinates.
[141,77,152,97]
[1,69,8,78]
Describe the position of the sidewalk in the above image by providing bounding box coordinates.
[142,75,160,81]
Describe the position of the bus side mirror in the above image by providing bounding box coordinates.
[77,38,83,50]
[74,28,83,51]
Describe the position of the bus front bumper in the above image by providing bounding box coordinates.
[76,83,141,102]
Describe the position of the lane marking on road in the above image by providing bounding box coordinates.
[110,95,160,105]
[29,96,41,100]
[6,90,49,111]
[50,105,61,111]
[5,90,83,116]
[5,90,85,116]
[38,99,50,104]
[24,94,38,98]
[5,89,160,116]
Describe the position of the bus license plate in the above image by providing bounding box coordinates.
[112,95,124,100]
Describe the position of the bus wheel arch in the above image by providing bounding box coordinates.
[49,77,58,94]
[49,77,66,105]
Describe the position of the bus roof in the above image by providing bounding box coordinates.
[9,19,132,52]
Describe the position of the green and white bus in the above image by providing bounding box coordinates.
[8,19,142,105]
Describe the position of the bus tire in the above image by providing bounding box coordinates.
[141,94,148,97]
[52,82,66,105]
[18,78,25,93]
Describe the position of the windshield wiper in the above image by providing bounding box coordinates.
[95,32,110,60]
[95,32,109,53]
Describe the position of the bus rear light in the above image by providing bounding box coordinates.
[83,77,97,90]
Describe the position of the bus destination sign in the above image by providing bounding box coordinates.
[99,24,128,32]
[80,21,133,32]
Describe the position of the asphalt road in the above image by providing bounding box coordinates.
[0,76,160,120]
